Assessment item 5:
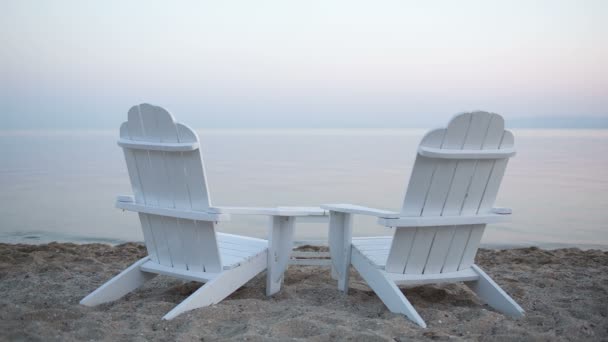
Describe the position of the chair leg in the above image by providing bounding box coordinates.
[351,248,427,328]
[80,257,156,306]
[162,251,267,320]
[466,264,525,318]
[328,211,353,293]
[266,216,295,296]
[330,265,339,280]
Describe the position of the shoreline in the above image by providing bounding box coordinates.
[1,233,607,251]
[1,242,607,340]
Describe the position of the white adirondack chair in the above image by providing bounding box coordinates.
[323,111,524,328]
[80,103,325,319]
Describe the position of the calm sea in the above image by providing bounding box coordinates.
[1,129,607,249]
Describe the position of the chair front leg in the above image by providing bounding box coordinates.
[328,211,353,293]
[266,215,296,296]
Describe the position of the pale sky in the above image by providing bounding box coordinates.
[1,0,607,129]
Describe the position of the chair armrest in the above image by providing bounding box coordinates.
[115,196,230,222]
[320,204,400,218]
[378,212,512,227]
[208,206,276,215]
[210,206,327,217]
[491,207,512,215]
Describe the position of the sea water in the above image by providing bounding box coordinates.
[1,129,607,249]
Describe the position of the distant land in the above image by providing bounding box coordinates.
[2,114,608,130]
[506,116,608,129]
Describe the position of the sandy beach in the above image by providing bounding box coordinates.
[0,243,606,341]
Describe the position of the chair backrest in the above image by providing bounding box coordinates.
[385,111,514,274]
[119,103,222,272]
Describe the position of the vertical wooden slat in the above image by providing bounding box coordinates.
[196,221,222,273]
[175,122,220,271]
[457,114,507,270]
[136,105,176,267]
[422,226,455,274]
[458,225,485,270]
[387,127,445,274]
[267,216,296,295]
[177,123,211,211]
[385,229,415,273]
[137,213,159,263]
[403,227,438,274]
[123,107,161,262]
[441,229,471,272]
[179,220,204,272]
[144,105,190,270]
[478,130,514,213]
[419,114,471,274]
[400,129,446,215]
[148,215,172,266]
[164,217,186,269]
[437,113,491,272]
[120,118,158,262]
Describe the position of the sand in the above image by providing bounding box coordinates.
[0,243,606,341]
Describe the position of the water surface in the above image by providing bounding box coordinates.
[1,129,606,249]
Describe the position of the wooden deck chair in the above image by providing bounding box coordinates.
[80,103,325,320]
[323,111,524,328]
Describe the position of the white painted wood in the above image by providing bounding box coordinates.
[328,211,353,293]
[124,107,161,261]
[210,206,278,215]
[85,104,269,320]
[88,103,347,319]
[162,251,268,320]
[351,248,427,328]
[320,204,399,218]
[353,239,391,252]
[115,197,230,221]
[403,227,437,274]
[324,111,522,325]
[418,146,516,159]
[388,268,479,286]
[117,139,199,152]
[194,221,225,272]
[378,213,511,227]
[149,216,172,266]
[266,216,296,295]
[177,123,212,211]
[354,241,391,270]
[179,219,205,272]
[455,114,509,270]
[140,260,219,282]
[418,113,475,275]
[194,223,221,273]
[211,206,327,216]
[466,265,525,317]
[138,213,159,263]
[384,116,466,276]
[440,227,471,273]
[164,217,187,270]
[220,254,245,268]
[458,225,485,270]
[218,232,267,245]
[478,132,515,214]
[422,226,455,274]
[400,128,446,216]
[491,207,512,215]
[430,113,486,274]
[80,257,156,306]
